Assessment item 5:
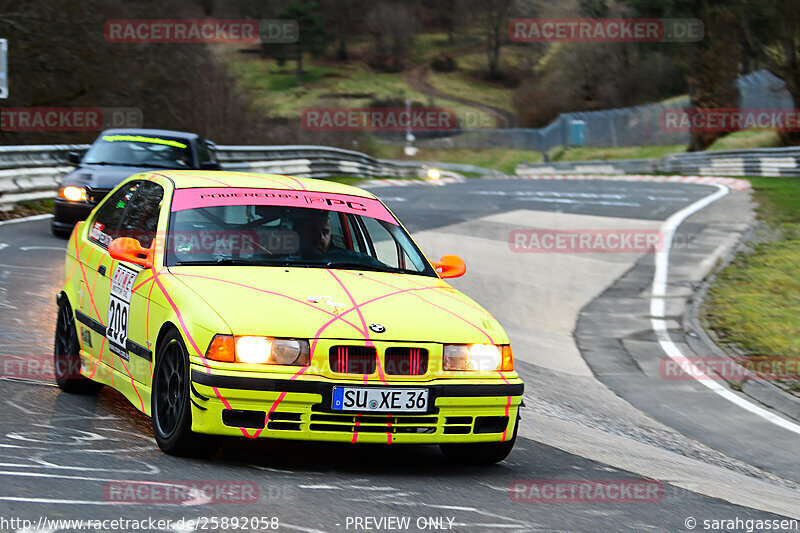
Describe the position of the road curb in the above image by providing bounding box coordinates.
[576,182,800,433]
[683,223,800,423]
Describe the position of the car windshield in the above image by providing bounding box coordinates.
[166,188,436,277]
[83,134,193,169]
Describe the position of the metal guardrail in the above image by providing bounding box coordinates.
[0,144,484,208]
[3,142,799,208]
[517,147,800,178]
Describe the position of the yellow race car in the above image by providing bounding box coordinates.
[54,170,523,464]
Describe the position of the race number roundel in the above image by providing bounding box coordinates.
[107,264,137,361]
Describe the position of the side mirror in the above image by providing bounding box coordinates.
[67,151,82,165]
[432,254,466,279]
[109,237,154,269]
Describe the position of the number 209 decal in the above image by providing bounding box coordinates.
[107,264,137,360]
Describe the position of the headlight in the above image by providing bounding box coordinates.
[271,339,309,365]
[443,344,513,371]
[59,186,87,202]
[236,336,271,364]
[205,335,309,366]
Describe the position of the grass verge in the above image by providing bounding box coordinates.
[369,145,540,174]
[0,198,54,221]
[703,178,800,382]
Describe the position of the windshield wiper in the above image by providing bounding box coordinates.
[138,163,186,169]
[322,261,398,273]
[84,161,146,167]
[173,258,267,266]
[172,258,318,268]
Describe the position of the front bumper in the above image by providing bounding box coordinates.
[52,198,96,232]
[190,368,523,444]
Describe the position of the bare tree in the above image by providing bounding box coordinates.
[464,0,513,79]
[366,0,417,72]
[742,0,800,144]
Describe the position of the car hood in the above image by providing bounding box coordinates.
[168,266,508,344]
[61,164,161,190]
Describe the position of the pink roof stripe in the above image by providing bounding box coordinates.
[171,187,398,225]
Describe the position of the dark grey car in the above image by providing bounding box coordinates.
[51,128,220,237]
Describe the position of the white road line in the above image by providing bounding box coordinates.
[0,243,7,251]
[651,183,800,435]
[450,524,530,530]
[19,246,64,251]
[278,524,329,533]
[517,197,640,206]
[0,214,53,226]
[0,461,156,474]
[0,496,114,505]
[0,469,149,483]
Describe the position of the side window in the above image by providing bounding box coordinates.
[88,182,140,248]
[328,213,347,249]
[360,217,401,268]
[118,182,165,248]
[196,139,218,167]
[343,214,367,253]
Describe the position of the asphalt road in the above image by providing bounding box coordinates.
[0,178,797,533]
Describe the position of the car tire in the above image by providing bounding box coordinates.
[152,329,220,457]
[54,298,103,394]
[439,418,518,465]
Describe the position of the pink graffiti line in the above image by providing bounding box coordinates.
[149,267,253,438]
[248,366,309,440]
[340,271,513,443]
[159,172,233,188]
[502,396,512,442]
[132,274,155,294]
[352,413,361,444]
[171,272,368,337]
[105,258,145,411]
[70,238,111,382]
[150,268,209,371]
[339,270,495,343]
[310,285,441,341]
[166,271,371,439]
[73,244,110,384]
[399,273,487,314]
[325,269,387,384]
[146,279,157,376]
[274,174,308,191]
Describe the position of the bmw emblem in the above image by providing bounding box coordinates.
[369,323,386,333]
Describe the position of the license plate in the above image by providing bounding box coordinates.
[332,387,429,413]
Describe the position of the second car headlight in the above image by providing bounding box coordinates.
[206,335,310,366]
[59,186,87,202]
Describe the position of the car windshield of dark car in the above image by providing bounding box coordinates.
[83,135,193,169]
[166,204,435,277]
